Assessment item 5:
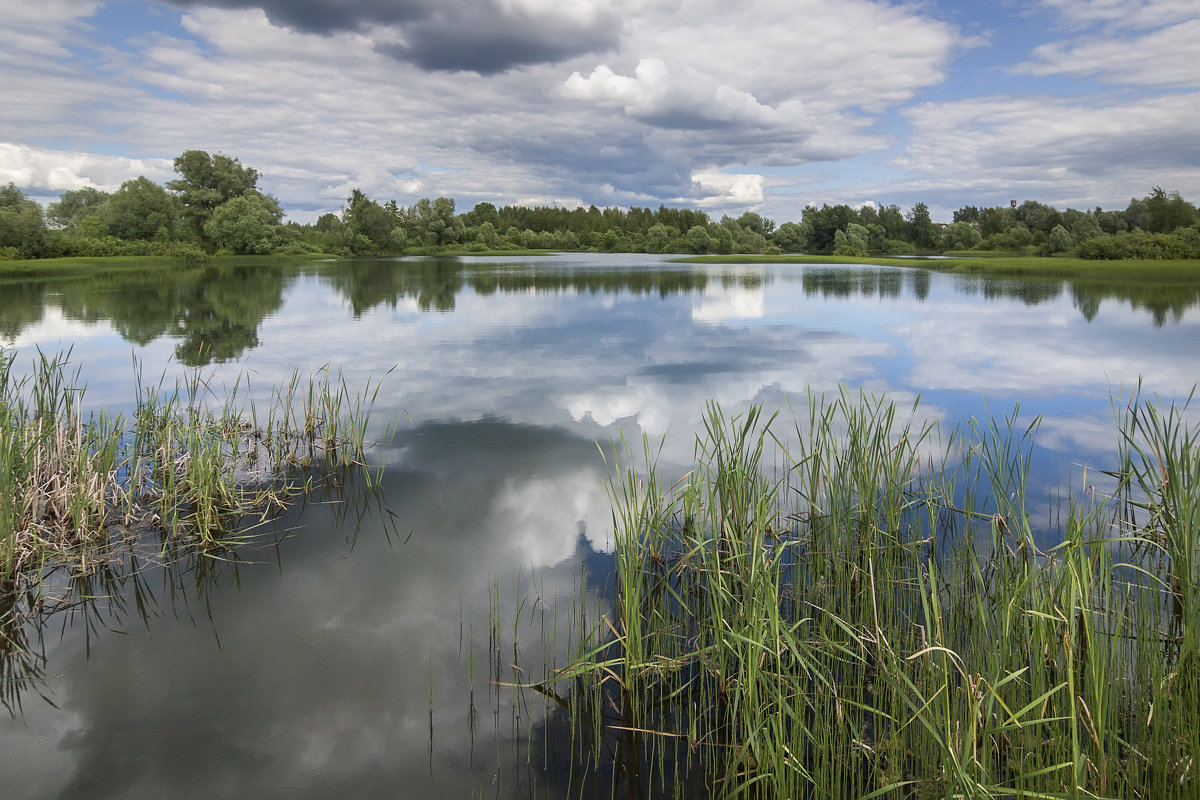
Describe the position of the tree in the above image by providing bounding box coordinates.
[906,202,935,250]
[833,224,869,257]
[710,225,733,254]
[736,211,775,238]
[953,205,981,224]
[802,204,857,253]
[1069,215,1103,245]
[167,150,261,242]
[685,225,713,254]
[475,221,500,248]
[772,221,804,252]
[942,221,981,250]
[102,177,181,240]
[343,189,395,253]
[46,187,110,229]
[0,183,51,257]
[978,207,1011,238]
[204,192,284,254]
[877,204,906,240]
[1047,224,1073,254]
[410,197,463,246]
[469,202,498,227]
[1012,200,1060,235]
[1140,186,1198,233]
[645,223,673,253]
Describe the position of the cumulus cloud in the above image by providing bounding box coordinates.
[562,58,781,130]
[608,0,961,112]
[2,0,1193,223]
[686,170,766,209]
[0,142,174,193]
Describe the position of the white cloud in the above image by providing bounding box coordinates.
[685,170,766,209]
[891,93,1200,208]
[0,142,174,193]
[562,57,782,129]
[0,0,1194,222]
[1039,0,1198,29]
[1017,18,1200,87]
[692,283,766,323]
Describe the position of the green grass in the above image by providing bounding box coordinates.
[542,390,1200,799]
[0,253,339,281]
[676,253,1200,282]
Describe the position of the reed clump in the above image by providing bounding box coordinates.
[0,347,386,595]
[548,390,1199,799]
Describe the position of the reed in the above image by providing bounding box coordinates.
[0,347,387,596]
[545,389,1199,799]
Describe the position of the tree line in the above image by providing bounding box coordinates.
[2,150,1199,261]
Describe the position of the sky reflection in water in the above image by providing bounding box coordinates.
[1,254,1198,798]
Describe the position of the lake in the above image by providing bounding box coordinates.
[1,253,1198,798]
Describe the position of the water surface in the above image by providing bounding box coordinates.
[2,253,1198,797]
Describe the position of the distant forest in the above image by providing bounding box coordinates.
[3,150,1199,262]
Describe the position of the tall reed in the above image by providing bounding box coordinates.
[0,347,388,596]
[546,389,1199,799]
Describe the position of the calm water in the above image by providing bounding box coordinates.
[1,254,1198,798]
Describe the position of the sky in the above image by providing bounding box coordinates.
[1,0,1198,224]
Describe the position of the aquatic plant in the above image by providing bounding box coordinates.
[545,390,1199,799]
[0,347,387,593]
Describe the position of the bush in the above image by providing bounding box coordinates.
[1076,230,1200,260]
[884,239,916,255]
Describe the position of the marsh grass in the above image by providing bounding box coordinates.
[0,346,387,601]
[543,389,1199,799]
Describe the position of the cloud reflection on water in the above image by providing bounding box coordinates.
[1,254,1198,797]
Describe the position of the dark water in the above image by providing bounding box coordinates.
[1,254,1198,798]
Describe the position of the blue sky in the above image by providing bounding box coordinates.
[1,0,1197,223]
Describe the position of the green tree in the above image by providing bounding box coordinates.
[469,202,499,227]
[1070,214,1103,245]
[906,202,935,249]
[833,225,868,257]
[1012,200,1061,235]
[475,221,500,248]
[645,223,673,253]
[772,221,804,252]
[0,183,51,258]
[167,150,261,242]
[1047,224,1073,254]
[410,197,463,246]
[685,225,713,254]
[709,225,733,255]
[942,220,982,250]
[953,205,981,224]
[46,187,110,230]
[736,211,775,238]
[343,189,395,253]
[978,206,1012,238]
[204,192,284,254]
[1141,186,1198,233]
[801,204,857,253]
[102,177,181,241]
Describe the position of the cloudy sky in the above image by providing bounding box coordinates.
[2,0,1198,223]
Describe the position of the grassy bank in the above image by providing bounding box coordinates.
[677,253,1200,282]
[545,391,1199,799]
[0,348,385,595]
[0,253,340,281]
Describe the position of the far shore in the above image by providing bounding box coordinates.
[4,251,1200,284]
[674,253,1200,281]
